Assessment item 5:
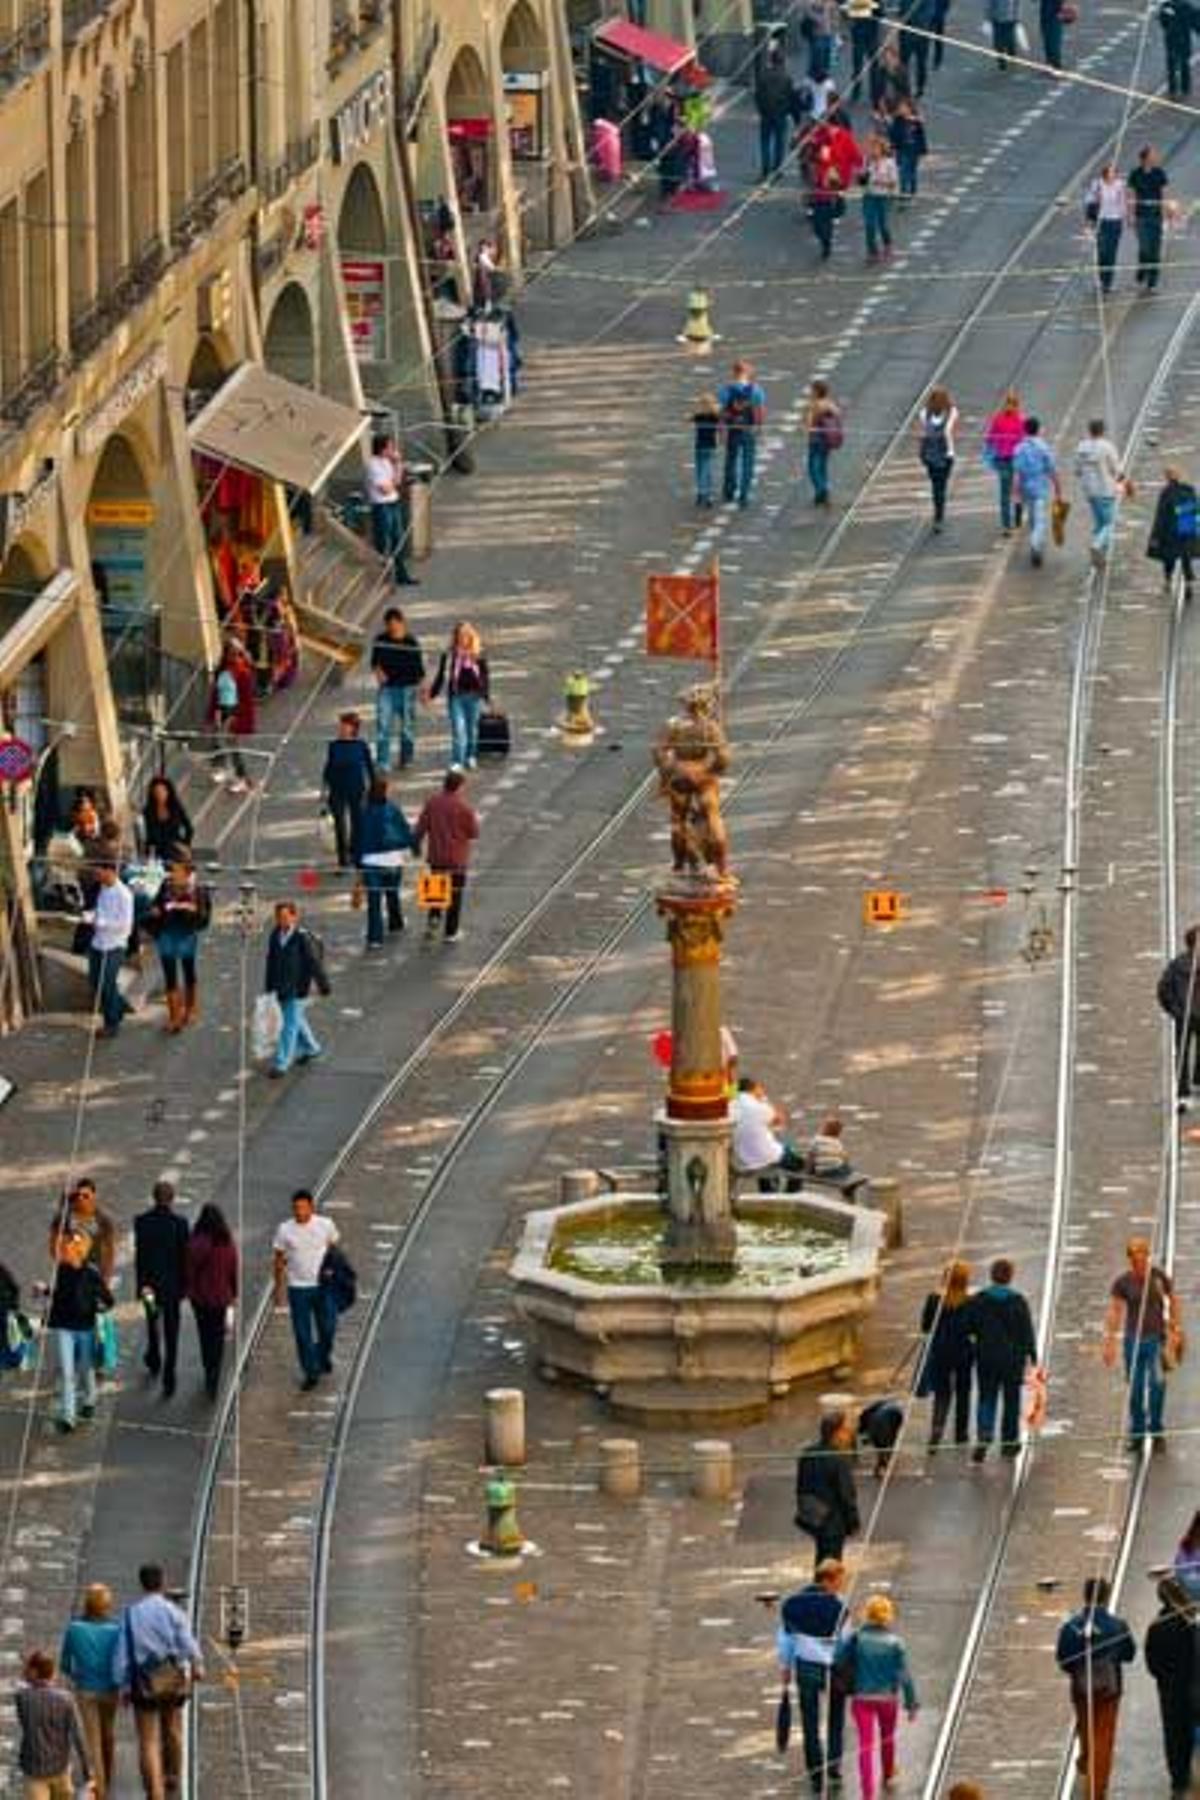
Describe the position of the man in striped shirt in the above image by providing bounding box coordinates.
[14,1648,92,1797]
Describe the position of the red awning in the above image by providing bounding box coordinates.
[592,18,710,84]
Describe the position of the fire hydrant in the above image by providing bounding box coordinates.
[483,1472,524,1555]
[679,288,718,352]
[561,670,595,741]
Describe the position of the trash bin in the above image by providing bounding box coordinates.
[406,462,434,561]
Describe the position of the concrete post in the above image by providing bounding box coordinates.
[560,1170,600,1205]
[484,1387,526,1467]
[599,1438,641,1499]
[691,1439,734,1500]
[872,1178,904,1249]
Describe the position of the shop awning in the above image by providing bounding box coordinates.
[187,364,369,494]
[592,18,709,84]
[0,571,79,690]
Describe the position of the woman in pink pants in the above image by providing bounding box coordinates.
[837,1593,920,1798]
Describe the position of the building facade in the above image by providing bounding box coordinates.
[0,0,587,1029]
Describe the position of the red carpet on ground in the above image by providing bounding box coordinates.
[664,188,726,213]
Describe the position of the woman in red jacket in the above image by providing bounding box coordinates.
[185,1204,239,1399]
[984,388,1026,537]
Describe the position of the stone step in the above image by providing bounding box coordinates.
[607,1380,770,1430]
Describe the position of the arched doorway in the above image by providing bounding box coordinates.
[445,46,494,219]
[502,1,551,248]
[337,167,388,371]
[86,433,157,720]
[0,539,59,856]
[262,283,316,389]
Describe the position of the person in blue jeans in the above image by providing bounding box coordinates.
[778,1558,849,1792]
[1012,415,1062,568]
[1104,1236,1180,1452]
[273,1189,340,1390]
[966,1257,1037,1461]
[371,607,425,769]
[47,1230,112,1433]
[805,379,842,506]
[719,359,766,507]
[356,775,414,948]
[693,394,721,507]
[428,621,490,768]
[263,900,331,1077]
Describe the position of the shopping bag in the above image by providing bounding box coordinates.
[1024,1365,1048,1431]
[1051,496,1071,546]
[251,992,283,1061]
[94,1311,119,1376]
[775,1685,792,1752]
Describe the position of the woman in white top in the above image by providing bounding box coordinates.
[916,386,959,533]
[1087,164,1128,295]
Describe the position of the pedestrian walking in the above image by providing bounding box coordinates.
[370,607,425,771]
[49,1179,116,1285]
[263,899,331,1077]
[146,858,211,1033]
[805,380,843,505]
[273,1188,339,1390]
[1074,418,1124,567]
[1103,1235,1182,1453]
[930,0,953,67]
[837,1594,919,1800]
[755,42,795,179]
[47,1231,112,1434]
[207,640,255,792]
[1159,0,1196,98]
[1128,144,1170,290]
[693,393,721,508]
[113,1564,203,1800]
[845,0,883,102]
[777,1558,849,1796]
[185,1202,238,1400]
[427,621,490,769]
[719,360,766,506]
[1055,1578,1134,1800]
[413,767,479,944]
[984,388,1025,534]
[1159,927,1200,1104]
[60,1586,119,1799]
[916,1258,975,1454]
[365,431,417,587]
[794,1411,861,1568]
[357,774,414,949]
[966,1256,1037,1460]
[140,777,192,865]
[14,1648,93,1799]
[899,0,937,96]
[861,134,899,261]
[86,862,133,1040]
[987,0,1021,67]
[1039,0,1065,69]
[917,386,958,533]
[133,1181,188,1400]
[876,41,913,109]
[1012,416,1062,567]
[802,0,840,80]
[321,710,374,870]
[1148,465,1200,596]
[1173,1509,1200,1597]
[1144,1577,1198,1797]
[1086,164,1128,294]
[889,98,928,199]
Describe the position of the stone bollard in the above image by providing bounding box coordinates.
[560,1169,601,1205]
[482,1472,524,1555]
[691,1439,734,1500]
[599,1438,642,1499]
[872,1177,903,1249]
[485,1388,526,1467]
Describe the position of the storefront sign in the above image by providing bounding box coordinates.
[330,68,392,164]
[342,258,388,364]
[505,81,544,160]
[86,500,156,528]
[77,347,167,457]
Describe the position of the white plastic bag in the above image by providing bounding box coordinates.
[251,992,282,1062]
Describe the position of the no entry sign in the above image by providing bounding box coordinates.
[0,737,35,784]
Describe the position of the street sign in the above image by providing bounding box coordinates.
[0,737,35,784]
[417,871,452,910]
[864,890,904,925]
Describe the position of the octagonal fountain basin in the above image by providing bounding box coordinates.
[511,1191,885,1424]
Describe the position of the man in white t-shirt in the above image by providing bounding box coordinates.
[272,1188,339,1389]
[364,431,417,588]
[731,1077,806,1190]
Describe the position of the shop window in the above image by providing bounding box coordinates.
[0,196,22,393]
[166,41,187,223]
[22,170,52,360]
[190,19,212,192]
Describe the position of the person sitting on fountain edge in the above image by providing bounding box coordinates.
[731,1077,807,1191]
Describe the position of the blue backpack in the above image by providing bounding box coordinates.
[1174,492,1199,540]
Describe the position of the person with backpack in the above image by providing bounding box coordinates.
[1148,465,1199,596]
[719,360,766,507]
[1055,1578,1135,1800]
[888,98,928,200]
[1012,416,1063,568]
[917,387,958,533]
[1157,925,1200,1104]
[861,133,899,262]
[755,42,796,179]
[805,379,843,507]
[984,388,1025,535]
[356,774,415,949]
[263,899,331,1077]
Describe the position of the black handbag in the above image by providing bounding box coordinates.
[795,1491,832,1532]
[775,1685,792,1752]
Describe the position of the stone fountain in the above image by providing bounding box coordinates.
[511,687,885,1424]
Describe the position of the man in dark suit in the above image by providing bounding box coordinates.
[134,1180,189,1398]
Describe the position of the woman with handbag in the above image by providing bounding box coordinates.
[837,1594,920,1800]
[356,775,415,949]
[146,858,211,1033]
[47,1230,113,1433]
[185,1204,239,1400]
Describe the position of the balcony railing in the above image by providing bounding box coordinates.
[0,347,61,427]
[169,155,248,250]
[259,130,320,203]
[62,0,113,42]
[65,236,166,365]
[0,5,49,89]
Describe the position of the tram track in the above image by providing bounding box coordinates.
[180,64,1200,1800]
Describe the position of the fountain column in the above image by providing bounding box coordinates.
[657,884,738,1266]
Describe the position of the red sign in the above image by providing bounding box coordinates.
[302,204,325,251]
[0,737,35,783]
[645,573,719,662]
[342,257,388,366]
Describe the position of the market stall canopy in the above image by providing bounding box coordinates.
[187,364,369,493]
[591,18,711,85]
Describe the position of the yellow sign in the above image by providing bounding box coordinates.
[417,871,452,910]
[86,500,155,528]
[864,890,904,925]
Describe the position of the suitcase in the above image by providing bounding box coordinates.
[477,709,511,758]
